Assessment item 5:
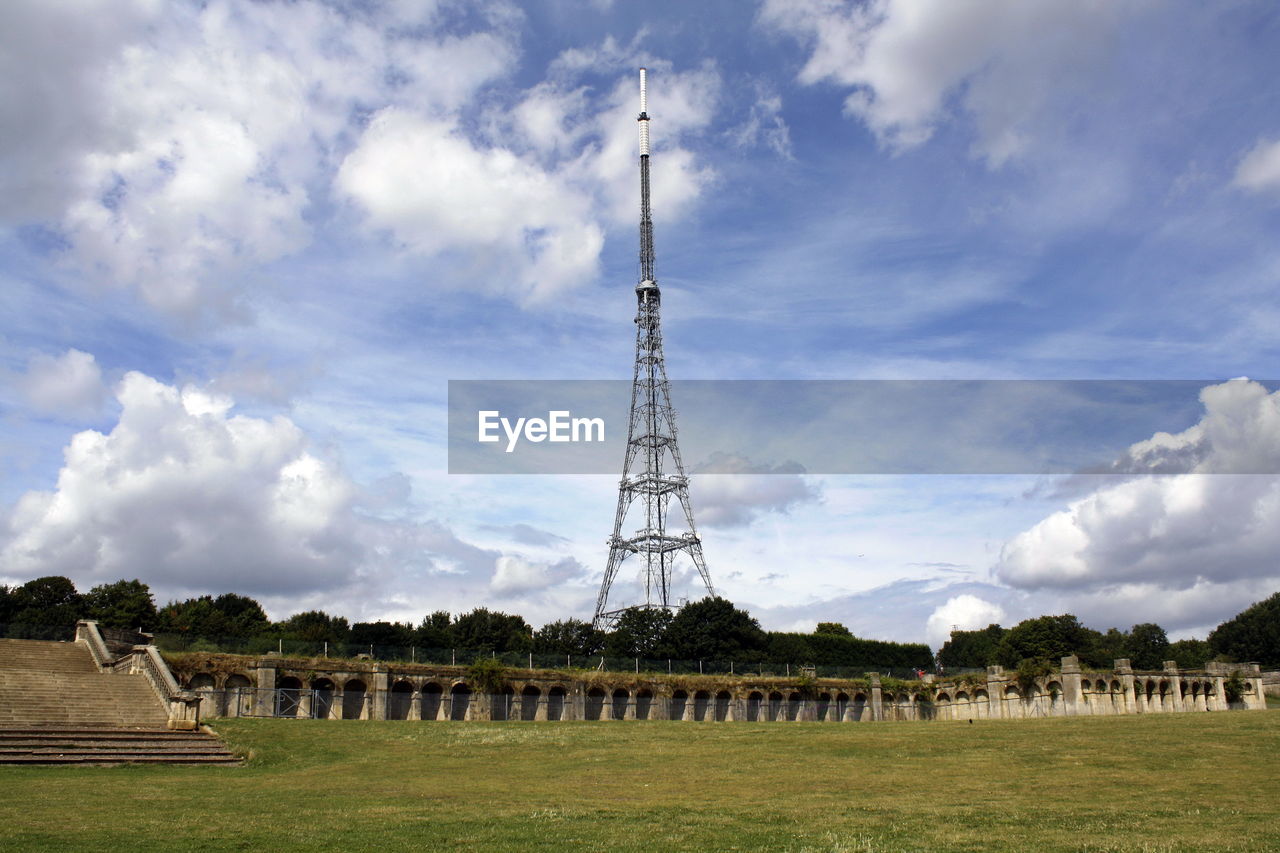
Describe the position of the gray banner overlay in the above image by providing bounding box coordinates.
[447,380,1276,475]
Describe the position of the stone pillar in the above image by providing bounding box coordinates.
[1163,661,1184,713]
[297,691,313,720]
[986,666,1005,720]
[254,662,278,717]
[1116,659,1137,715]
[1246,664,1266,710]
[1212,675,1228,711]
[869,674,883,722]
[370,667,388,720]
[410,692,422,720]
[1061,656,1082,716]
[534,691,548,721]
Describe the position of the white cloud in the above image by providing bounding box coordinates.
[1,371,360,594]
[925,594,1006,650]
[695,474,822,529]
[759,0,1145,165]
[337,110,605,303]
[0,367,598,625]
[995,380,1280,632]
[490,554,584,596]
[18,349,106,419]
[2,0,524,320]
[1232,138,1280,195]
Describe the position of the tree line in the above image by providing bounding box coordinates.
[937,597,1280,671]
[0,576,931,669]
[3,574,1276,670]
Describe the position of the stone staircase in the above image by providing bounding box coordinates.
[0,638,237,765]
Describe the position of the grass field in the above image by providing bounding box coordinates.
[2,712,1277,852]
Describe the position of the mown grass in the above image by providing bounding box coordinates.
[1,712,1277,852]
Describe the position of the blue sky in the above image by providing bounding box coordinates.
[3,0,1280,647]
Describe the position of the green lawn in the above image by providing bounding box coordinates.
[2,712,1277,852]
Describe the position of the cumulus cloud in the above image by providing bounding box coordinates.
[995,379,1280,633]
[490,555,585,596]
[5,1,723,319]
[0,367,597,624]
[759,0,1144,164]
[685,453,821,529]
[1,371,360,594]
[925,594,1006,649]
[1232,138,1280,195]
[337,110,604,303]
[17,349,107,419]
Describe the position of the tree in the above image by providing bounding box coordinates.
[605,607,673,657]
[274,610,350,644]
[657,597,768,661]
[156,593,269,638]
[0,585,16,625]
[350,621,415,650]
[82,579,158,631]
[1209,591,1280,665]
[450,608,532,653]
[995,614,1099,668]
[1125,622,1170,670]
[415,611,454,649]
[534,619,605,657]
[1168,637,1212,669]
[938,624,1006,669]
[8,576,83,637]
[815,622,852,637]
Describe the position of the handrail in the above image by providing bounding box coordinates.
[75,620,114,670]
[75,619,199,727]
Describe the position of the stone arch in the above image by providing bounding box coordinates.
[1158,680,1171,712]
[670,689,689,720]
[492,685,515,721]
[1081,679,1092,691]
[388,679,414,720]
[815,692,832,721]
[278,676,303,718]
[635,688,653,720]
[188,673,215,690]
[547,686,566,721]
[836,692,850,721]
[767,691,784,722]
[343,679,368,720]
[1047,681,1063,714]
[714,690,731,722]
[449,682,471,721]
[693,690,711,722]
[611,688,630,721]
[421,682,444,720]
[585,687,606,721]
[746,691,764,722]
[953,691,968,721]
[311,677,336,719]
[520,685,541,721]
[914,693,934,720]
[224,673,252,717]
[851,692,868,722]
[786,691,802,721]
[973,689,989,719]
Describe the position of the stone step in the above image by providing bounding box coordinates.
[0,754,239,765]
[0,725,238,765]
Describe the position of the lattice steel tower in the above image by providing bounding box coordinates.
[593,68,714,629]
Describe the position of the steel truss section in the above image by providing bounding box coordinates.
[594,68,714,630]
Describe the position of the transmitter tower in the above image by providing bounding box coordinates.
[593,68,714,629]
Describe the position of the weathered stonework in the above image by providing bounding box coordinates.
[169,652,1268,723]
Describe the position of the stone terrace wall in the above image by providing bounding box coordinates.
[169,653,1268,723]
